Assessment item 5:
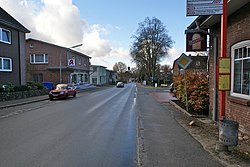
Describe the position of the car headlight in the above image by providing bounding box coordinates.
[60,91,65,95]
[49,92,52,94]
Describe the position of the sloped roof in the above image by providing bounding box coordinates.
[0,7,30,33]
[27,38,91,59]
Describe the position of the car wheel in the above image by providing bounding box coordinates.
[49,97,53,101]
[73,92,76,97]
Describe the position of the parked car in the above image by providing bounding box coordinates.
[116,82,124,88]
[49,84,76,100]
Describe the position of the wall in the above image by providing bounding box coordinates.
[226,3,250,134]
[0,89,48,101]
[209,3,250,134]
[26,39,90,86]
[0,25,21,85]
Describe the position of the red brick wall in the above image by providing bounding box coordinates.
[209,3,250,134]
[26,39,90,86]
[226,3,250,134]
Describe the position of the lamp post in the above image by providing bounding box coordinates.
[59,44,83,83]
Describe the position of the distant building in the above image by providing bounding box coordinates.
[26,39,91,86]
[90,65,107,85]
[106,69,118,85]
[0,7,30,85]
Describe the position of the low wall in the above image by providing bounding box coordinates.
[0,89,48,101]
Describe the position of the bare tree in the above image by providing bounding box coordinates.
[113,62,127,81]
[130,17,173,84]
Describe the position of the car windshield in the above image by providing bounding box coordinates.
[56,84,68,90]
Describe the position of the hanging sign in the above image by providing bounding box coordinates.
[186,0,223,16]
[186,31,207,51]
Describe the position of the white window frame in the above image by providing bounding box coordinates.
[0,57,12,72]
[231,40,250,100]
[0,28,11,44]
[30,54,48,64]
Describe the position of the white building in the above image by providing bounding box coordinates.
[90,65,107,85]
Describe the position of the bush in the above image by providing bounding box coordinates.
[27,81,45,90]
[0,82,45,92]
[0,84,4,92]
[2,83,15,92]
[174,71,209,115]
[14,85,30,91]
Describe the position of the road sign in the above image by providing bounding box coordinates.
[176,53,193,69]
[186,0,223,16]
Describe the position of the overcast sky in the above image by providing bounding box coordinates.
[0,0,196,70]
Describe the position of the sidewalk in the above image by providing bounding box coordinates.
[150,91,250,167]
[0,95,48,109]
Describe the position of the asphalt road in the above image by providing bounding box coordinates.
[0,83,223,167]
[0,83,137,167]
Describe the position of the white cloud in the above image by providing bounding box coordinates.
[161,47,183,68]
[82,24,112,58]
[0,0,132,69]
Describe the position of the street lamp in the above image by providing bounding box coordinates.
[60,44,83,83]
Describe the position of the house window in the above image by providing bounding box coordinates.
[30,54,48,64]
[92,78,97,84]
[231,40,250,99]
[0,57,12,72]
[32,73,43,82]
[78,57,82,65]
[0,28,11,44]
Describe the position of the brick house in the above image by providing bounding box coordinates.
[187,1,250,134]
[0,7,30,85]
[173,54,208,76]
[26,39,91,87]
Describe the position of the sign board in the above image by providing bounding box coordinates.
[186,31,207,51]
[186,0,223,16]
[219,74,230,91]
[219,57,230,74]
[176,53,193,69]
[68,57,75,66]
[218,58,231,91]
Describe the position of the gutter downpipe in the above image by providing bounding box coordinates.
[213,36,218,121]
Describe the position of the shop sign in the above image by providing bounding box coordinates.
[186,32,207,51]
[186,0,223,16]
[68,57,75,66]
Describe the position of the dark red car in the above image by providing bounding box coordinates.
[49,84,76,100]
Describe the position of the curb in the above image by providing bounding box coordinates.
[169,100,208,118]
[0,97,49,109]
